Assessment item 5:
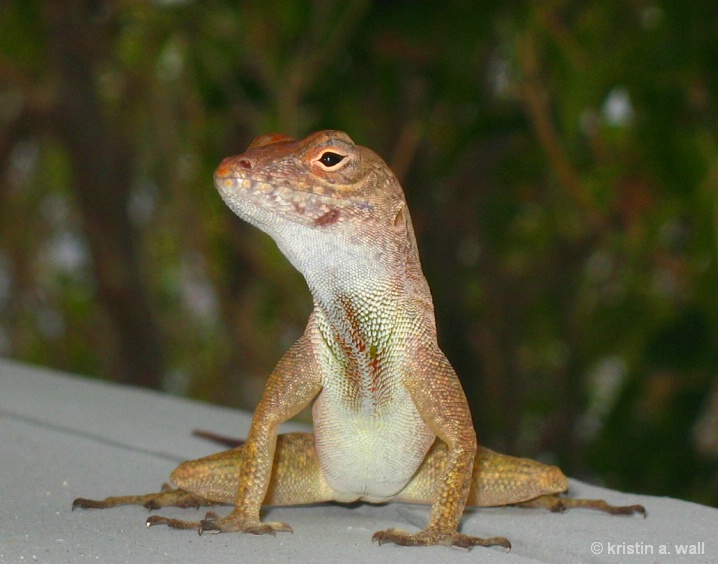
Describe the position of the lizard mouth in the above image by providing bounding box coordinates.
[214,169,374,214]
[214,165,351,203]
[214,172,362,229]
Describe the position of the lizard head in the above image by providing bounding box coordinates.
[213,130,406,232]
[214,130,425,288]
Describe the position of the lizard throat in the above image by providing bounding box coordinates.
[316,291,402,414]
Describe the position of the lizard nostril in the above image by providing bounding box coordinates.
[239,159,252,170]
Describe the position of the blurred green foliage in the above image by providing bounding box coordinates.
[0,0,716,505]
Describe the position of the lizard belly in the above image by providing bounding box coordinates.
[312,387,435,503]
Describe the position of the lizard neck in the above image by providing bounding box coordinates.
[290,227,434,368]
[271,219,423,350]
[289,235,431,313]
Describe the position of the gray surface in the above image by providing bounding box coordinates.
[1,357,716,563]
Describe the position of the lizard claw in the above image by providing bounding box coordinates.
[372,527,511,551]
[197,512,221,535]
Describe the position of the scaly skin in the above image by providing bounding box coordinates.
[73,131,645,549]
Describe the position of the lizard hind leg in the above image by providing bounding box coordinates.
[145,511,292,535]
[517,494,646,516]
[72,483,214,511]
[372,528,511,551]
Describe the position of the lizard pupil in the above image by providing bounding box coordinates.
[319,152,345,167]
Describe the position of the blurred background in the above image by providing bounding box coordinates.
[1,0,716,505]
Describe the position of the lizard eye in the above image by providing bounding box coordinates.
[318,151,346,168]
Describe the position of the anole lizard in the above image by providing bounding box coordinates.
[73,131,644,550]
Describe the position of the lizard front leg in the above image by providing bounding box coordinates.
[150,331,323,535]
[373,346,510,551]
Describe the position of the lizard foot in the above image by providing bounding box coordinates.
[372,528,511,551]
[147,511,293,536]
[518,495,646,516]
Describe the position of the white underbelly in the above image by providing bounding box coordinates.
[312,388,435,503]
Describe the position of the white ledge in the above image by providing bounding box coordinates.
[1,358,716,563]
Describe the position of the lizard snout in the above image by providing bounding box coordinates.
[214,156,250,179]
